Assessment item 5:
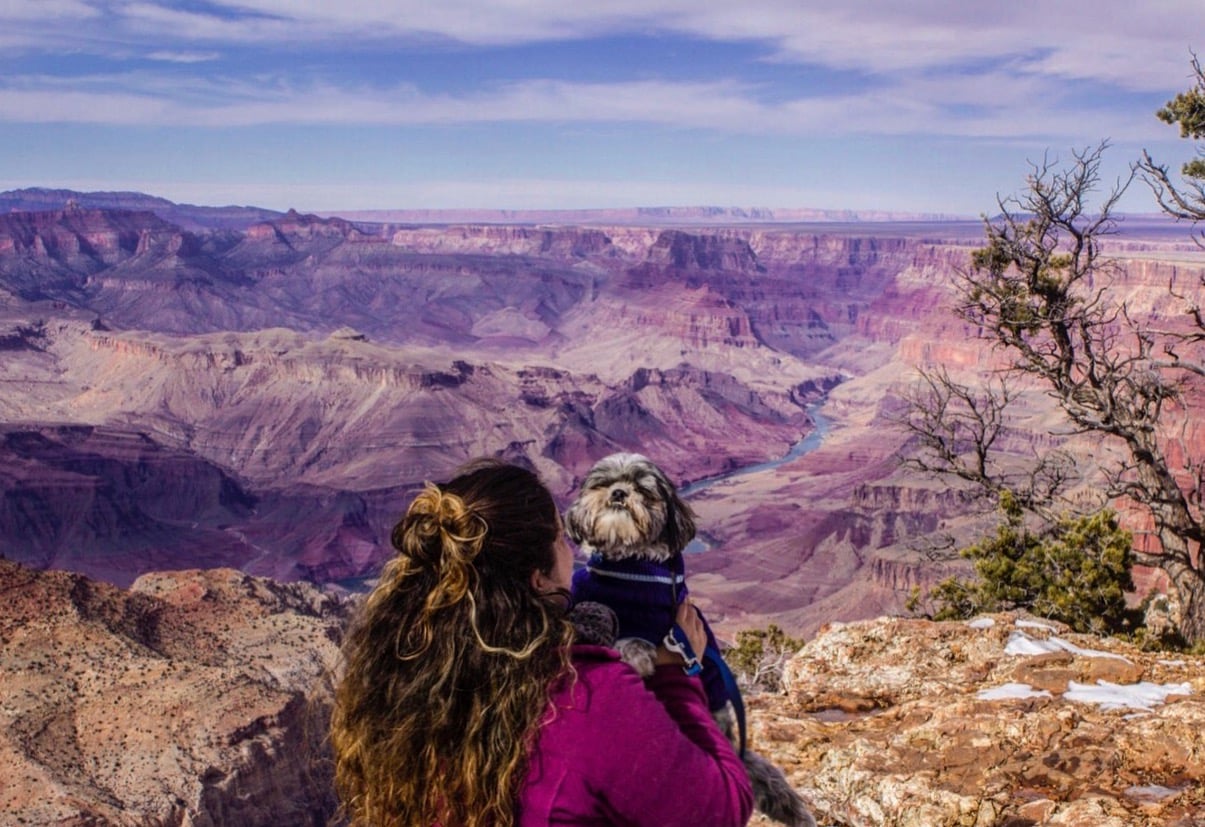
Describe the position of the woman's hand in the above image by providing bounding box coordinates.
[654,599,707,668]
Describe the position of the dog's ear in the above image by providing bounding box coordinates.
[564,500,586,545]
[658,478,696,553]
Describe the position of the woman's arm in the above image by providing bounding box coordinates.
[584,601,752,827]
[588,659,754,827]
[527,601,752,826]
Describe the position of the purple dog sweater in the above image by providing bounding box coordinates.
[571,554,731,713]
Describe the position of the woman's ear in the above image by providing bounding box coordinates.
[530,568,552,593]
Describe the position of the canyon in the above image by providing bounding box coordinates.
[3,189,1204,825]
[0,196,1200,636]
[1,195,1203,637]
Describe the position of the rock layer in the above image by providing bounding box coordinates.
[1,205,1204,637]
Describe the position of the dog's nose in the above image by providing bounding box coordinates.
[608,488,628,503]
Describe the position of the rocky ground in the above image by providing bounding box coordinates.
[750,613,1204,827]
[3,557,1200,826]
[0,560,350,826]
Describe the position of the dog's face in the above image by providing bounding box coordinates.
[565,452,696,561]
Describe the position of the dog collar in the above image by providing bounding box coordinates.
[584,564,686,588]
[583,553,687,599]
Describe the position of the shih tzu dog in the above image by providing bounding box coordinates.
[567,452,816,827]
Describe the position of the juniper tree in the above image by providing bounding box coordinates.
[906,142,1205,644]
[1139,54,1205,233]
[930,491,1136,635]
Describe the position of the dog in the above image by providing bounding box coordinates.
[567,452,816,827]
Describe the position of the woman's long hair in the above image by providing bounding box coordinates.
[330,460,575,827]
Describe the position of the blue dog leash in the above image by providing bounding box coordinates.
[663,620,748,758]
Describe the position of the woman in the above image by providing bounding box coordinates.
[330,459,752,827]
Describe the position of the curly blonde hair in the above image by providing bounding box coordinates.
[330,460,574,827]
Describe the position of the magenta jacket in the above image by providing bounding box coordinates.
[517,644,753,826]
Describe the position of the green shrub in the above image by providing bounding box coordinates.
[725,624,804,693]
[931,491,1136,635]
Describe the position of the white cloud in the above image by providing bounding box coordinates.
[0,87,171,124]
[3,1,1200,95]
[0,0,98,20]
[79,1,1205,93]
[117,1,307,41]
[0,71,1168,143]
[146,50,221,64]
[0,1,1193,149]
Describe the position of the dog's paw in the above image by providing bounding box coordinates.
[615,637,658,678]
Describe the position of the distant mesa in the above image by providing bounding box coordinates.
[319,203,976,226]
[0,187,287,232]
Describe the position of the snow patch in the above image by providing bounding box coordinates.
[1016,619,1058,632]
[1003,630,1131,662]
[1003,631,1058,657]
[976,682,1053,701]
[1064,680,1192,712]
[966,617,996,629]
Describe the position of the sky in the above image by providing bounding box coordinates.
[2,0,1205,215]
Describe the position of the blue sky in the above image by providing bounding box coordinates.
[2,0,1203,215]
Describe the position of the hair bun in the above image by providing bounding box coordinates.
[399,484,487,574]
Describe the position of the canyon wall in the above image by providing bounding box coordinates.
[1,204,1202,631]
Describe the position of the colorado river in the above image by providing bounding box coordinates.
[680,400,831,552]
[680,401,832,497]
